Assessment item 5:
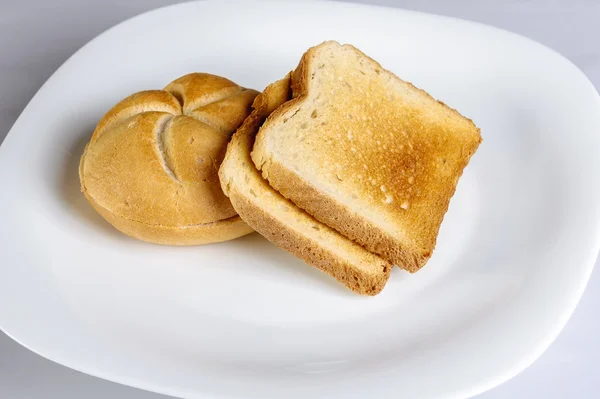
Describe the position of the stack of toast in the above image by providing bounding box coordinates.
[220,41,481,295]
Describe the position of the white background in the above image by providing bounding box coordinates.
[0,0,598,398]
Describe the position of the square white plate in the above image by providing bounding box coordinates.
[1,1,600,398]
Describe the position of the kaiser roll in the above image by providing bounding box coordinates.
[79,73,258,245]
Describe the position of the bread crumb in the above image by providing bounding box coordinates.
[385,195,394,204]
[380,185,387,192]
[347,130,353,140]
[408,176,415,184]
[400,200,410,209]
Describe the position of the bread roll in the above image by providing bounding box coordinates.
[79,73,258,245]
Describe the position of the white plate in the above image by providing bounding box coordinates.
[1,1,600,398]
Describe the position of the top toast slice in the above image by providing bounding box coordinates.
[219,74,391,295]
[252,41,481,272]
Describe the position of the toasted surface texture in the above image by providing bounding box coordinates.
[252,41,481,271]
[80,73,258,245]
[219,74,391,295]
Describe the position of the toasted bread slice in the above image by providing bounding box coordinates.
[219,74,391,295]
[252,41,481,272]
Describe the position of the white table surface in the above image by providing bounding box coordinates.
[1,0,599,398]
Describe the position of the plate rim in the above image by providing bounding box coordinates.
[1,1,600,398]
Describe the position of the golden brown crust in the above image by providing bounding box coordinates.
[83,187,252,245]
[164,73,242,115]
[92,90,182,142]
[80,73,258,245]
[219,75,391,295]
[187,89,260,134]
[253,41,481,271]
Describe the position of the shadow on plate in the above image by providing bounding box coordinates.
[230,233,357,296]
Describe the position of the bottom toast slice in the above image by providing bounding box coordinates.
[219,74,391,295]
